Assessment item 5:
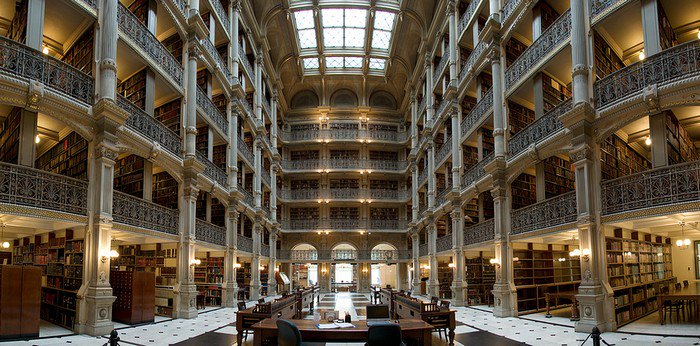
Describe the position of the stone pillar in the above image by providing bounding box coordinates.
[271,92,278,149]
[25,0,45,49]
[425,55,434,124]
[490,173,517,317]
[231,1,240,78]
[185,41,200,156]
[411,167,419,221]
[450,109,461,189]
[251,220,262,300]
[427,141,436,207]
[175,177,200,318]
[254,53,263,120]
[451,209,467,306]
[267,230,278,296]
[254,140,262,207]
[98,0,118,102]
[222,208,239,307]
[17,109,38,167]
[447,0,458,84]
[271,166,278,221]
[411,92,418,149]
[640,0,662,56]
[411,230,421,295]
[427,222,439,297]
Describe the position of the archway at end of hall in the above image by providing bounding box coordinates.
[371,244,399,289]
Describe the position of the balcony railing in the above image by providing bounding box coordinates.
[0,36,93,104]
[436,137,452,164]
[280,189,320,200]
[0,162,87,216]
[261,244,270,257]
[371,250,404,261]
[501,0,522,25]
[113,191,179,236]
[459,41,487,83]
[511,191,577,235]
[508,98,572,158]
[119,95,182,157]
[329,219,361,229]
[460,88,493,138]
[196,151,227,187]
[369,189,408,201]
[418,243,428,257]
[240,97,254,117]
[238,185,254,207]
[195,219,226,246]
[166,0,186,16]
[328,158,362,170]
[462,153,494,187]
[601,160,700,216]
[117,3,183,86]
[417,169,428,188]
[368,219,404,230]
[262,98,271,116]
[418,98,427,116]
[196,86,229,134]
[281,159,407,171]
[504,10,571,92]
[208,0,230,35]
[261,169,271,187]
[239,42,254,80]
[201,38,231,85]
[281,128,408,142]
[436,99,451,119]
[594,40,700,110]
[238,235,253,253]
[330,188,361,199]
[458,0,481,35]
[238,138,254,162]
[278,250,318,261]
[282,159,321,171]
[332,250,357,260]
[282,219,322,230]
[464,219,495,246]
[366,160,408,171]
[436,235,453,253]
[436,185,451,206]
[433,55,448,86]
[418,203,428,216]
[591,0,626,20]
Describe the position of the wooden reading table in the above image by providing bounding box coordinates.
[394,294,456,345]
[544,290,580,321]
[658,282,700,325]
[236,295,298,345]
[252,318,434,346]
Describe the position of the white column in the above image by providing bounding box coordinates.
[447,1,458,84]
[451,109,461,189]
[451,209,467,306]
[254,140,262,207]
[641,0,662,56]
[271,166,278,221]
[427,141,436,207]
[425,56,435,125]
[427,223,439,297]
[267,230,278,296]
[185,42,199,157]
[412,167,418,221]
[411,230,421,295]
[231,1,240,80]
[223,209,239,307]
[254,53,263,120]
[251,221,262,299]
[410,92,418,149]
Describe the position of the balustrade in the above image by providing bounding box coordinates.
[261,244,270,257]
[238,185,254,207]
[196,86,229,134]
[238,235,254,253]
[113,191,179,236]
[237,138,255,163]
[418,243,428,257]
[196,151,227,187]
[508,99,572,158]
[201,38,232,85]
[332,250,357,260]
[436,235,453,253]
[458,0,481,35]
[261,169,271,187]
[504,10,571,92]
[0,36,93,104]
[500,0,521,25]
[418,169,429,188]
[436,185,451,206]
[208,0,230,34]
[460,87,493,138]
[280,189,320,200]
[278,250,318,261]
[594,40,700,109]
[371,250,401,261]
[239,42,255,79]
[329,219,361,229]
[119,95,182,157]
[195,219,226,246]
[591,0,625,20]
[369,219,404,230]
[511,191,577,235]
[282,219,322,230]
[330,189,361,199]
[117,3,183,86]
[433,55,448,86]
[462,153,493,187]
[436,138,452,164]
[459,41,487,83]
[464,219,495,246]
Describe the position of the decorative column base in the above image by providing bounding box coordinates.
[250,283,261,300]
[267,282,277,297]
[411,280,421,295]
[575,284,614,333]
[76,286,116,336]
[492,283,517,317]
[450,281,467,307]
[175,284,199,319]
[222,282,238,308]
[428,280,440,297]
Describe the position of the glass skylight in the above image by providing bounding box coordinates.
[321,8,367,49]
[326,56,363,69]
[371,11,395,50]
[303,58,320,69]
[294,10,318,49]
[368,58,386,70]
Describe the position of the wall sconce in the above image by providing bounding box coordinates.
[362,268,368,273]
[581,248,591,262]
[489,258,500,267]
[512,257,519,262]
[191,258,202,267]
[101,250,120,263]
[638,50,646,60]
[259,266,266,271]
[359,230,365,235]
[569,249,581,258]
[324,231,330,235]
[233,263,242,268]
[319,115,329,122]
[447,263,455,268]
[645,136,651,146]
[321,268,328,274]
[366,170,372,174]
[42,46,49,54]
[408,266,414,271]
[557,257,566,262]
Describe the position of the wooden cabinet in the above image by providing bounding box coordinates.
[0,265,41,339]
[111,271,156,325]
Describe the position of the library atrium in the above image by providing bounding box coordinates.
[0,0,699,345]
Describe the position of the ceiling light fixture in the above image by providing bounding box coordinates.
[676,222,691,250]
[645,136,651,146]
[639,50,646,60]
[42,46,49,54]
[0,224,8,249]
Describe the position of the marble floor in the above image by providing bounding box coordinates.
[3,294,700,345]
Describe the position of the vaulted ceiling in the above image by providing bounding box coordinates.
[250,0,438,112]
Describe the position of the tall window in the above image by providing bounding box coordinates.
[308,264,318,285]
[371,264,381,286]
[335,263,354,282]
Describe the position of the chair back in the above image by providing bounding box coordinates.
[276,319,302,346]
[684,280,689,288]
[676,283,682,290]
[367,323,403,346]
[440,300,451,309]
[237,301,247,311]
[258,298,266,304]
[430,296,438,304]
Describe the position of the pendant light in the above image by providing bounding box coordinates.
[1,224,9,249]
[676,222,690,250]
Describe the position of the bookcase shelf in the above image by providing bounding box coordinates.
[291,180,319,190]
[35,131,88,181]
[7,0,27,43]
[505,37,527,68]
[114,245,178,286]
[211,198,225,227]
[465,254,496,305]
[329,207,359,219]
[197,126,209,156]
[117,69,147,110]
[606,229,674,327]
[370,208,398,220]
[369,180,399,190]
[665,111,697,165]
[438,261,453,299]
[0,108,20,164]
[155,98,182,136]
[542,73,571,112]
[290,207,319,220]
[464,198,478,225]
[330,150,359,160]
[290,150,319,160]
[369,151,398,161]
[508,101,535,136]
[61,28,94,76]
[114,155,145,198]
[213,144,226,171]
[658,3,677,51]
[128,0,148,24]
[511,173,536,210]
[593,30,624,81]
[330,179,359,189]
[153,171,178,210]
[599,134,651,181]
[162,33,183,65]
[194,254,224,306]
[543,156,574,199]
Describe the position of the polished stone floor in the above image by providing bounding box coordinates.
[3,293,700,345]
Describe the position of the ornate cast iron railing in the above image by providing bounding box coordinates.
[196,86,229,134]
[238,185,254,206]
[201,38,232,85]
[436,137,452,164]
[332,250,357,260]
[329,219,360,229]
[239,42,254,79]
[330,188,361,199]
[281,159,407,171]
[196,151,227,187]
[371,250,401,261]
[511,191,577,235]
[508,98,572,158]
[458,0,481,35]
[459,41,487,83]
[237,137,254,163]
[118,3,183,86]
[418,169,428,188]
[261,169,271,187]
[504,10,571,92]
[369,189,408,201]
[282,219,322,230]
[591,0,626,20]
[594,40,700,109]
[113,191,179,235]
[436,235,453,253]
[464,219,495,245]
[238,235,253,253]
[460,87,493,138]
[418,243,428,257]
[261,244,270,257]
[418,98,427,116]
[369,219,404,230]
[601,160,700,215]
[0,36,93,104]
[462,152,493,187]
[433,55,448,86]
[0,162,87,216]
[280,128,408,143]
[278,250,318,261]
[208,0,230,34]
[501,0,521,24]
[119,95,182,157]
[436,185,451,206]
[167,0,186,16]
[279,189,320,200]
[196,219,226,246]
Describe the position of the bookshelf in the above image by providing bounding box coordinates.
[511,173,536,210]
[213,94,227,116]
[505,37,527,67]
[438,261,453,299]
[658,3,677,51]
[162,34,183,65]
[370,208,398,220]
[665,111,698,165]
[513,243,581,314]
[127,0,148,24]
[543,156,575,198]
[461,95,477,114]
[542,73,571,112]
[329,179,359,189]
[7,0,27,43]
[236,262,252,294]
[459,47,472,71]
[508,100,535,135]
[290,208,319,220]
[330,150,359,160]
[480,73,492,96]
[196,191,207,221]
[605,229,674,327]
[216,43,228,66]
[155,98,182,136]
[329,207,359,219]
[369,180,398,190]
[195,254,224,306]
[152,171,178,209]
[465,253,496,305]
[482,128,494,156]
[196,126,209,156]
[0,108,20,164]
[197,69,210,92]
[117,69,147,110]
[368,124,397,132]
[369,151,398,161]
[290,150,319,160]
[464,198,478,225]
[61,28,94,75]
[599,134,651,181]
[291,180,319,190]
[110,271,155,324]
[114,155,145,198]
[537,1,559,32]
[463,145,478,168]
[291,124,319,132]
[482,192,494,220]
[35,131,88,180]
[329,123,358,130]
[213,144,226,170]
[211,198,225,227]
[593,30,624,81]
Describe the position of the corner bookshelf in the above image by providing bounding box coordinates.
[117,69,147,110]
[114,155,145,198]
[513,243,581,314]
[465,253,496,305]
[511,173,536,210]
[61,28,94,75]
[35,131,88,180]
[606,229,674,327]
[508,100,535,135]
[437,261,453,299]
[155,98,182,136]
[152,171,178,209]
[543,156,575,199]
[0,108,20,164]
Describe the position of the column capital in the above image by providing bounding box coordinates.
[232,0,242,11]
[445,0,457,15]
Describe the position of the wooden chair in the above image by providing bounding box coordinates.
[440,300,451,309]
[661,286,685,322]
[258,298,265,304]
[430,296,438,304]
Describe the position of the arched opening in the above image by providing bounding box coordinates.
[330,89,358,107]
[371,243,398,288]
[369,91,397,109]
[290,90,320,109]
[290,243,318,288]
